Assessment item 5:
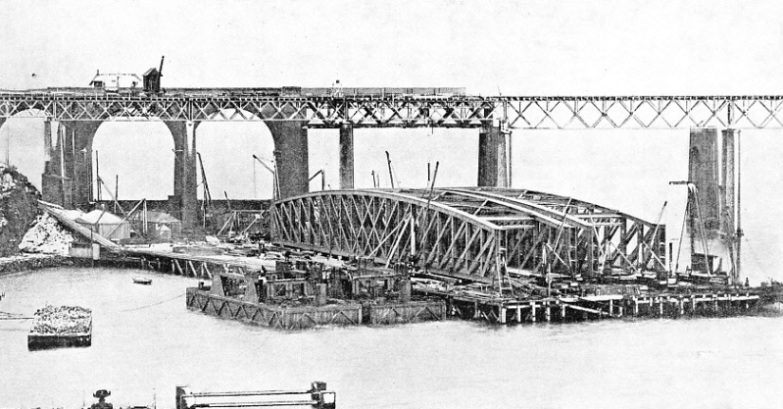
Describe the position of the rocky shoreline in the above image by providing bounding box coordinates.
[0,254,73,276]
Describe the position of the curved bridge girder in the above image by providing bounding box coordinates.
[271,189,668,283]
[271,190,509,283]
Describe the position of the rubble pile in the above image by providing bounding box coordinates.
[0,164,41,257]
[18,213,74,255]
[31,305,92,335]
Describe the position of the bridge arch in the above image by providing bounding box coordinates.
[195,109,277,200]
[271,188,667,284]
[91,121,175,200]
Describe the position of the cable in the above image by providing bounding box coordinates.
[115,293,185,313]
[743,236,769,278]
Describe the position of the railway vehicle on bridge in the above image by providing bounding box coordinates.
[89,56,164,96]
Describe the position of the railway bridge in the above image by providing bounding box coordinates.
[1,88,778,233]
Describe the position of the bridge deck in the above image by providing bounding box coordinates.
[3,89,782,128]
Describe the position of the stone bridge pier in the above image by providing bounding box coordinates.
[477,121,512,188]
[41,120,102,209]
[160,120,311,230]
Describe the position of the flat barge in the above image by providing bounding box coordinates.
[186,257,445,330]
[28,305,92,350]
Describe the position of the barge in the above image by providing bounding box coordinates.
[28,305,92,350]
[186,257,445,330]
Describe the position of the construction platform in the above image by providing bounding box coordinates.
[415,286,761,324]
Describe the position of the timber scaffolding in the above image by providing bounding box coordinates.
[415,286,761,324]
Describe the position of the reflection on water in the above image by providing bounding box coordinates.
[1,267,783,409]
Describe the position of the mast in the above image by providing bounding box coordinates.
[385,151,395,188]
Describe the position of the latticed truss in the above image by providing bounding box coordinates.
[502,96,783,129]
[3,91,783,128]
[270,188,666,284]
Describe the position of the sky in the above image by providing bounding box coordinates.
[2,0,783,281]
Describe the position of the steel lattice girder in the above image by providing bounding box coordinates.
[270,188,667,283]
[3,91,783,128]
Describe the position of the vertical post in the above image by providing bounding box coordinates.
[545,303,551,322]
[633,298,639,316]
[410,213,416,256]
[530,301,536,322]
[722,129,738,283]
[609,299,614,316]
[95,150,101,201]
[736,131,742,284]
[658,298,664,316]
[339,123,354,189]
[114,174,119,213]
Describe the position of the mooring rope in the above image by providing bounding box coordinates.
[115,293,185,313]
[743,236,770,279]
[0,311,33,320]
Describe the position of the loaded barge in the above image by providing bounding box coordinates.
[28,305,92,350]
[186,256,445,330]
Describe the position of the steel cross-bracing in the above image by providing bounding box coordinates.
[270,188,667,284]
[3,90,783,129]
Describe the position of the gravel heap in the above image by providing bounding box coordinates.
[31,305,92,335]
[18,212,74,256]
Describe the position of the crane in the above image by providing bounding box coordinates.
[252,155,279,200]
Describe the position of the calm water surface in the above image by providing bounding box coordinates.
[1,267,782,409]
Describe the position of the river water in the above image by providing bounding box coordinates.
[1,267,783,409]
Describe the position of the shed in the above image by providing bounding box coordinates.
[143,68,161,93]
[128,211,182,240]
[89,71,142,91]
[75,210,132,241]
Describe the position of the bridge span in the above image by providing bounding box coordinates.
[270,187,666,285]
[0,88,772,231]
